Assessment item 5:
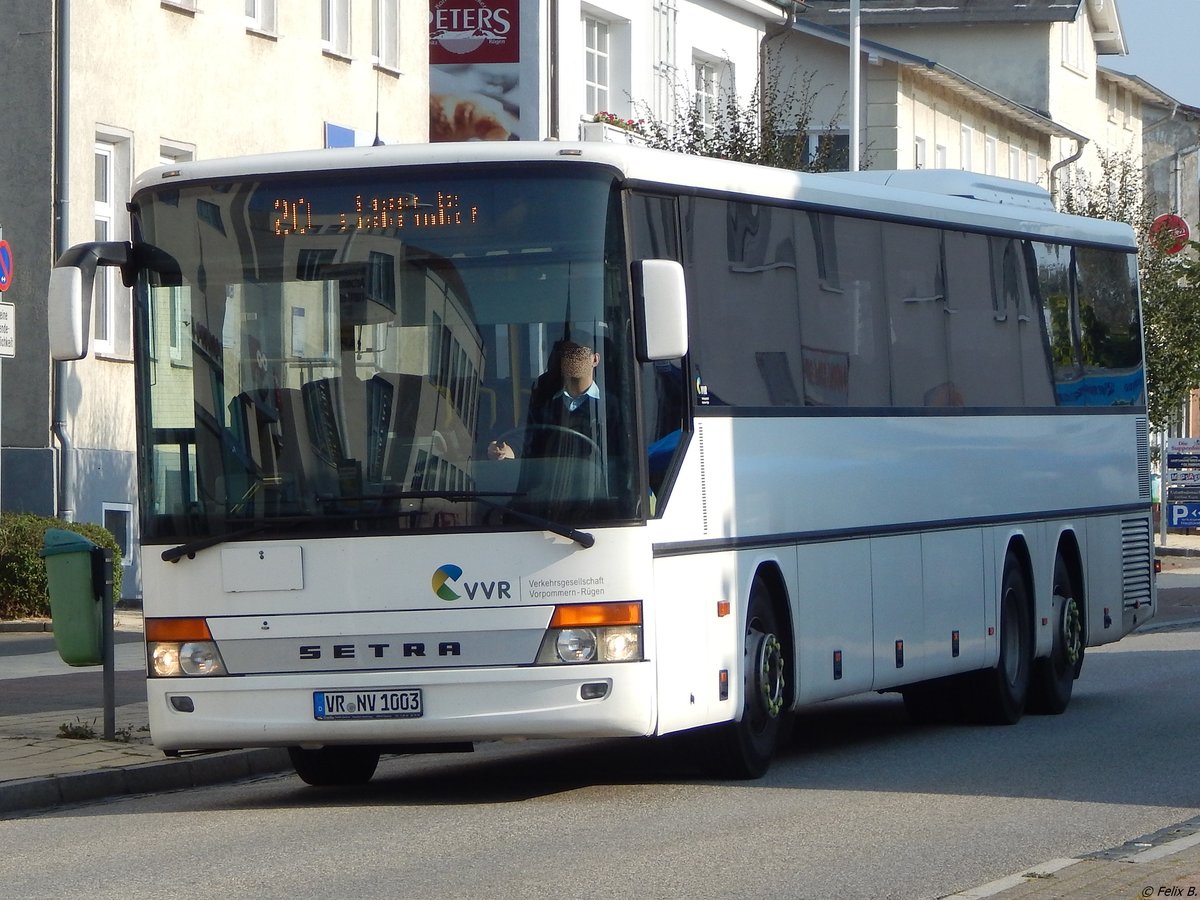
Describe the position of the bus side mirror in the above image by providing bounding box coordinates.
[633,259,688,361]
[48,241,133,361]
[48,266,88,361]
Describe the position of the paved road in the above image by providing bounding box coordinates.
[1,624,1197,899]
[0,631,144,715]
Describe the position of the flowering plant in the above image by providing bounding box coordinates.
[592,111,645,134]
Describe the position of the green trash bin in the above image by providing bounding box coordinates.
[39,529,104,666]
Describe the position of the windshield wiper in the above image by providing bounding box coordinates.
[161,522,277,563]
[161,514,338,562]
[162,491,596,562]
[323,489,595,549]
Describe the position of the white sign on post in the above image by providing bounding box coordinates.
[0,301,14,357]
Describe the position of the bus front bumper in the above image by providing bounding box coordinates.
[146,661,658,752]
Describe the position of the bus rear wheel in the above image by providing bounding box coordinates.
[288,745,380,786]
[708,576,787,779]
[1028,555,1083,715]
[974,552,1032,725]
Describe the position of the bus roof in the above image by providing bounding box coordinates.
[134,141,1137,251]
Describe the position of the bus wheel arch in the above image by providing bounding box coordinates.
[752,562,796,712]
[1028,535,1085,715]
[708,564,792,779]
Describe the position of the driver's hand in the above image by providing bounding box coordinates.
[488,440,515,460]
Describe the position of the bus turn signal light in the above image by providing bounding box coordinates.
[549,601,641,628]
[145,617,213,642]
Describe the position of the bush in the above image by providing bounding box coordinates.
[0,513,123,619]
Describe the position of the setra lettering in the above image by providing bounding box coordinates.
[297,641,464,660]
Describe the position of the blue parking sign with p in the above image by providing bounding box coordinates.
[1169,503,1200,528]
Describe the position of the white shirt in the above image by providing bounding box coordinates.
[559,381,600,413]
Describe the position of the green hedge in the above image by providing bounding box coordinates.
[0,513,123,619]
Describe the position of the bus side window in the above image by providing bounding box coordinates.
[642,359,686,510]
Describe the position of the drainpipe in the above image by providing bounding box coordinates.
[759,1,796,138]
[52,0,74,522]
[1049,135,1088,208]
[1172,143,1200,217]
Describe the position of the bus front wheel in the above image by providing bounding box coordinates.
[288,745,380,787]
[708,576,787,779]
[975,553,1033,725]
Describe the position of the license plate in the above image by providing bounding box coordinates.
[313,688,423,720]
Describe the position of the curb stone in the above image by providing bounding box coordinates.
[0,747,291,816]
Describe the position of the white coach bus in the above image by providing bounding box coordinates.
[48,142,1155,784]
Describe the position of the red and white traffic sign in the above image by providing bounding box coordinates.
[0,240,12,292]
[1150,213,1191,255]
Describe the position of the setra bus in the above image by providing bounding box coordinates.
[48,142,1155,783]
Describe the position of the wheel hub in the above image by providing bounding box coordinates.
[1061,595,1082,667]
[753,632,786,718]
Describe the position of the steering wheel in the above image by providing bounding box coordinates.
[495,424,602,458]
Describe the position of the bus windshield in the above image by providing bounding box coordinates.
[134,165,641,546]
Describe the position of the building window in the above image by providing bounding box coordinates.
[807,131,850,171]
[1009,146,1022,179]
[1061,16,1085,72]
[162,0,198,12]
[694,58,718,129]
[93,137,131,356]
[584,16,610,115]
[1124,90,1134,130]
[652,0,677,120]
[103,503,134,568]
[322,0,351,57]
[914,136,926,169]
[935,144,948,169]
[1027,151,1040,184]
[1108,82,1119,123]
[373,0,400,70]
[985,136,997,175]
[960,125,973,170]
[245,0,276,33]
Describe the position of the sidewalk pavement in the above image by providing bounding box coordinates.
[0,609,289,817]
[2,534,1200,898]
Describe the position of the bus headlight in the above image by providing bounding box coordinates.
[149,641,227,677]
[557,629,597,662]
[147,617,227,677]
[535,602,643,665]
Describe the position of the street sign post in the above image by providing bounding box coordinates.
[1165,437,1200,530]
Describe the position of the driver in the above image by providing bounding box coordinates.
[488,340,603,460]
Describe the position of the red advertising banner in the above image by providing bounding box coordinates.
[429,0,530,142]
[430,0,520,65]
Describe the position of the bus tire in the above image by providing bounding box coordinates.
[288,745,380,786]
[708,576,787,779]
[1028,555,1083,715]
[974,552,1032,725]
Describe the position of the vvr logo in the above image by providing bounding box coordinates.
[431,564,512,602]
